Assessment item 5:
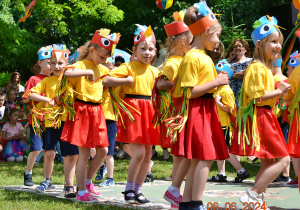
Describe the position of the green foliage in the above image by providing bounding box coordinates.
[0,72,12,88]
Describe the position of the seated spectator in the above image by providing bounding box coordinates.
[0,93,5,119]
[3,81,12,99]
[10,71,25,94]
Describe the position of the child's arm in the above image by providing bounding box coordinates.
[102,76,134,87]
[28,93,55,106]
[64,69,95,81]
[190,72,229,99]
[156,77,174,90]
[258,82,290,102]
[215,95,230,113]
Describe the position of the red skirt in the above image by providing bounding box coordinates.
[230,107,288,158]
[159,123,173,148]
[61,101,109,148]
[183,97,229,160]
[116,98,160,145]
[287,110,300,158]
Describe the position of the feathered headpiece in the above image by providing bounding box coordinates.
[38,45,52,61]
[164,10,189,37]
[188,0,218,36]
[215,59,234,79]
[288,50,300,68]
[51,44,70,62]
[91,29,121,56]
[251,15,280,45]
[134,24,156,46]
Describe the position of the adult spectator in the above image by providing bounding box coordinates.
[10,71,25,94]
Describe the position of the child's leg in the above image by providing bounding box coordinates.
[64,155,78,186]
[76,147,90,191]
[217,160,225,174]
[192,160,214,201]
[43,150,56,179]
[182,159,198,202]
[106,155,114,178]
[291,157,300,178]
[87,147,108,180]
[123,143,133,157]
[254,158,274,184]
[127,143,147,183]
[172,157,191,188]
[135,144,152,185]
[252,156,290,194]
[228,153,243,171]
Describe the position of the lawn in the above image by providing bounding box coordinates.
[0,147,294,209]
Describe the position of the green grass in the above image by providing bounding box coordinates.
[0,147,295,209]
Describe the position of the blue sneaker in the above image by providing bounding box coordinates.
[95,164,107,181]
[99,178,115,187]
[35,181,51,193]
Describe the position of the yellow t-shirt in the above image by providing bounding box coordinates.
[29,75,67,127]
[213,85,236,127]
[109,61,159,96]
[242,61,275,108]
[159,55,183,82]
[173,49,218,97]
[67,60,110,103]
[284,65,300,101]
[273,74,287,118]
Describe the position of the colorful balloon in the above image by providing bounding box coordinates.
[156,0,173,9]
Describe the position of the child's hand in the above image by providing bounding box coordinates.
[55,96,62,106]
[125,76,134,86]
[228,51,236,62]
[88,71,95,81]
[48,99,56,107]
[215,72,229,86]
[277,82,291,96]
[214,95,222,105]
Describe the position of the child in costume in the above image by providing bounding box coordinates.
[102,24,160,204]
[154,11,193,207]
[208,59,250,183]
[26,44,79,197]
[229,15,290,206]
[283,51,300,187]
[1,108,28,162]
[0,93,5,119]
[168,2,229,209]
[61,29,119,203]
[22,46,53,186]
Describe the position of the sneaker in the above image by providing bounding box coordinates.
[135,193,150,204]
[233,170,250,183]
[165,175,172,181]
[144,173,154,183]
[86,183,101,197]
[208,174,227,182]
[64,186,77,198]
[188,205,207,210]
[163,190,182,206]
[273,175,291,183]
[240,188,263,205]
[122,190,136,204]
[35,181,51,193]
[99,179,115,187]
[95,164,107,181]
[284,178,298,186]
[24,173,33,186]
[76,192,98,203]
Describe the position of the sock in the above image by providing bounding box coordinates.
[78,190,88,196]
[238,168,246,174]
[190,200,203,208]
[218,173,226,176]
[125,181,135,197]
[25,170,32,175]
[179,202,191,208]
[168,185,180,198]
[107,177,113,180]
[281,175,289,178]
[134,184,143,195]
[44,178,51,182]
[86,179,92,185]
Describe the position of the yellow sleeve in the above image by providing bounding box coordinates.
[159,64,177,82]
[65,62,83,86]
[244,65,267,101]
[180,61,199,87]
[284,70,297,101]
[29,79,46,95]
[109,63,130,78]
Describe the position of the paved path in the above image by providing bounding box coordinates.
[3,179,300,209]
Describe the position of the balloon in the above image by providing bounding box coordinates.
[156,0,173,9]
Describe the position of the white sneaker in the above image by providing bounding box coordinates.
[240,189,270,210]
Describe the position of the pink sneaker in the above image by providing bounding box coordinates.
[171,203,178,208]
[76,192,98,203]
[86,183,101,197]
[163,190,182,207]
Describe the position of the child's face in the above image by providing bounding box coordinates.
[91,47,110,65]
[12,75,20,85]
[263,32,282,60]
[19,110,25,119]
[50,58,67,76]
[32,62,41,75]
[287,65,294,78]
[0,96,5,107]
[210,43,221,59]
[38,58,53,75]
[9,111,19,123]
[4,84,11,91]
[8,91,16,102]
[14,87,19,96]
[133,41,156,65]
[204,25,222,51]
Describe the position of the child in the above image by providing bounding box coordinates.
[102,25,160,204]
[229,16,290,206]
[26,44,79,197]
[61,29,120,203]
[154,11,193,207]
[22,46,53,186]
[208,59,250,183]
[169,2,229,209]
[0,93,5,119]
[2,108,28,162]
[4,89,17,111]
[3,81,12,99]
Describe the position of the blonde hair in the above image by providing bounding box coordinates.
[78,41,110,61]
[253,31,284,68]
